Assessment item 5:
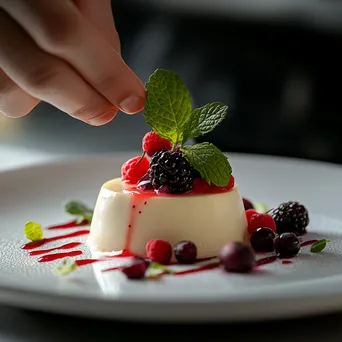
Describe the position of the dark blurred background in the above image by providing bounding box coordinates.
[1,0,342,164]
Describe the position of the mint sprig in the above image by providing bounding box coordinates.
[183,143,231,187]
[182,102,228,144]
[145,69,192,145]
[144,69,231,187]
[310,239,331,253]
[64,201,93,223]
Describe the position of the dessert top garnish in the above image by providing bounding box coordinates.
[144,69,231,188]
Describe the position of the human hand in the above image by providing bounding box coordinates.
[0,0,145,126]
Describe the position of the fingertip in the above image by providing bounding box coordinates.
[118,95,145,115]
[87,108,118,126]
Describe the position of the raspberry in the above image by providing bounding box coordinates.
[121,156,149,184]
[149,150,195,194]
[246,209,257,225]
[271,201,309,236]
[227,175,235,190]
[146,239,172,264]
[248,213,276,235]
[142,131,172,157]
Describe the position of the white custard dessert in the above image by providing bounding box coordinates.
[88,177,247,258]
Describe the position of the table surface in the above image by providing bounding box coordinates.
[1,105,342,341]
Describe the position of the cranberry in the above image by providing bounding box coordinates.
[121,260,148,279]
[219,242,256,273]
[174,241,197,264]
[250,227,276,252]
[243,198,254,210]
[274,233,300,258]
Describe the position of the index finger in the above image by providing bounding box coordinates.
[2,0,145,114]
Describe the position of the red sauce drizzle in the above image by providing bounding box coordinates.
[76,259,100,266]
[21,230,89,250]
[29,242,82,256]
[46,220,87,230]
[300,239,318,247]
[255,255,278,266]
[282,260,292,265]
[38,250,83,262]
[102,266,122,273]
[172,262,220,276]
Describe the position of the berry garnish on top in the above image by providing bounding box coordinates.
[248,213,276,235]
[121,156,149,184]
[149,150,195,194]
[121,69,233,194]
[142,131,172,157]
[271,201,309,236]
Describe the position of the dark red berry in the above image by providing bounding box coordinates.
[219,242,256,273]
[137,173,153,190]
[142,131,172,157]
[146,239,172,264]
[121,156,149,184]
[243,198,254,210]
[274,233,300,258]
[250,227,276,252]
[121,260,148,279]
[248,213,276,235]
[174,241,197,264]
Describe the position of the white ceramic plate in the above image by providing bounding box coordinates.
[1,153,342,323]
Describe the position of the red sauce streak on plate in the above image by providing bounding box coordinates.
[172,262,220,276]
[255,255,278,267]
[300,239,318,247]
[282,260,292,265]
[102,266,122,273]
[21,230,89,250]
[29,242,82,256]
[38,250,83,262]
[46,220,87,230]
[76,259,100,266]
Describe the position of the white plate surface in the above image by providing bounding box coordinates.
[1,153,342,323]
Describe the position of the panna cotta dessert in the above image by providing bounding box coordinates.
[88,177,247,258]
[88,69,248,260]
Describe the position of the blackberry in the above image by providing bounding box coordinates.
[148,150,195,194]
[271,201,309,236]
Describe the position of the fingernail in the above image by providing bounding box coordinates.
[119,95,145,114]
[88,109,117,126]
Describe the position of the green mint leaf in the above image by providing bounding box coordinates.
[52,258,78,276]
[24,221,43,241]
[182,102,228,144]
[144,69,192,145]
[254,202,269,214]
[64,201,93,222]
[183,143,232,187]
[310,239,331,253]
